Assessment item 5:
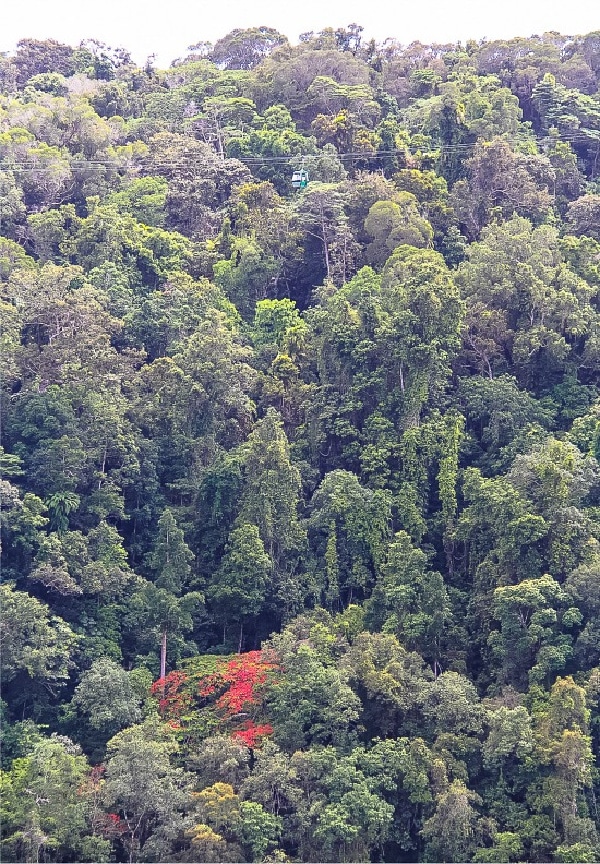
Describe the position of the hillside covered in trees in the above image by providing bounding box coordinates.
[2,25,600,863]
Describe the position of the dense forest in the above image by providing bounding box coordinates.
[2,24,600,863]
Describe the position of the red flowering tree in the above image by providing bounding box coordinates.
[150,670,192,727]
[232,721,274,748]
[197,650,278,746]
[150,650,278,745]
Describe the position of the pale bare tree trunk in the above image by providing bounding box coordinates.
[160,628,167,685]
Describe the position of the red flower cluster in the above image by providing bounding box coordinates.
[216,651,277,715]
[102,812,127,839]
[151,670,192,720]
[198,650,278,747]
[232,721,274,748]
[198,651,277,715]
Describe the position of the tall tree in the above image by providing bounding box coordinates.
[103,720,194,863]
[237,409,308,621]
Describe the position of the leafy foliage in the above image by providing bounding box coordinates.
[2,22,600,863]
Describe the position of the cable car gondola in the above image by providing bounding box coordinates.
[291,168,309,189]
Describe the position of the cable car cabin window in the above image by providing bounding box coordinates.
[291,169,309,189]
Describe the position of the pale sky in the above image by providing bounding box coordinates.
[2,0,599,66]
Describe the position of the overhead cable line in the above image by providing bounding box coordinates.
[0,131,598,172]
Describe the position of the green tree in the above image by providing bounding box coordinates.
[296,183,360,286]
[340,631,433,739]
[367,530,452,670]
[70,658,149,736]
[451,139,555,238]
[0,736,109,863]
[13,38,75,85]
[237,408,307,621]
[379,245,464,427]
[491,574,573,687]
[103,719,194,862]
[264,618,361,751]
[129,583,203,682]
[150,509,193,593]
[189,782,282,861]
[210,27,288,70]
[530,677,598,854]
[364,194,433,268]
[0,583,77,698]
[309,469,391,609]
[208,524,271,650]
[566,194,600,241]
[422,780,483,862]
[456,216,595,387]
